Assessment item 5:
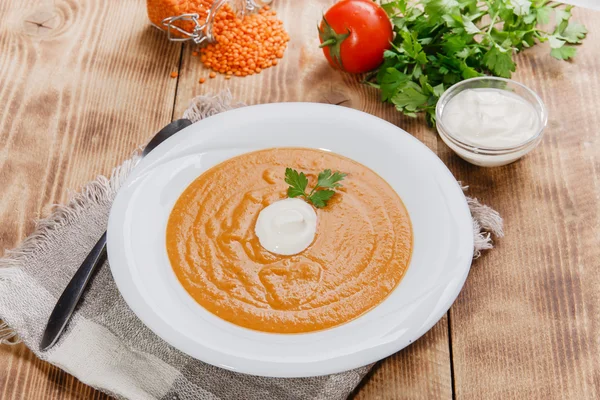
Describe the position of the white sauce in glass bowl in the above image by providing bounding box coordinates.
[442,88,540,148]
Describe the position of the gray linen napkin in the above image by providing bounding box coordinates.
[0,92,503,400]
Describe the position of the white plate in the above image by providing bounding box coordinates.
[107,103,473,378]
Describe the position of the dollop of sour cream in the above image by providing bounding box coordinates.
[442,88,540,148]
[255,198,317,255]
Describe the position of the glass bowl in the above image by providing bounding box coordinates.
[435,77,548,167]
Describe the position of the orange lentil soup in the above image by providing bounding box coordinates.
[166,148,412,333]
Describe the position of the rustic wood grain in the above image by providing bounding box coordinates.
[0,0,599,399]
[0,0,180,398]
[446,8,600,400]
[349,317,452,400]
[0,343,109,400]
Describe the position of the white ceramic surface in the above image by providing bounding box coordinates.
[107,103,473,378]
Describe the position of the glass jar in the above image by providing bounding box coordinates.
[147,0,273,44]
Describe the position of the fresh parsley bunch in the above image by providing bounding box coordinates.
[370,0,588,125]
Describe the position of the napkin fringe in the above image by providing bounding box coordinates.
[0,321,20,345]
[183,89,246,123]
[0,156,139,281]
[0,265,21,343]
[461,185,504,258]
[0,157,140,345]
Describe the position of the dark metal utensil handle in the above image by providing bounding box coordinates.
[40,232,107,350]
[40,118,192,351]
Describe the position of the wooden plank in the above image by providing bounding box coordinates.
[0,0,180,398]
[350,317,452,400]
[174,1,452,399]
[447,8,600,400]
[0,343,110,399]
[7,1,599,400]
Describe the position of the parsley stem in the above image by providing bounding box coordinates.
[487,12,498,35]
[429,25,445,46]
[539,0,563,7]
[308,186,319,197]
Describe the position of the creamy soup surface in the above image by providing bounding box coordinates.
[166,148,413,333]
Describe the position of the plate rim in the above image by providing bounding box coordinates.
[107,102,473,377]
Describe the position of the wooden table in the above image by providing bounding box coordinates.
[1,0,599,398]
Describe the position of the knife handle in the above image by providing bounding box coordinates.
[40,232,107,351]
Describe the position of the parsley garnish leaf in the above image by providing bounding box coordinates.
[284,168,308,198]
[309,190,336,208]
[284,168,346,208]
[317,169,347,188]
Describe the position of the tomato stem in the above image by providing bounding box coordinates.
[318,16,350,70]
[319,39,336,48]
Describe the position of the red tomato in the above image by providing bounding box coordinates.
[319,0,393,74]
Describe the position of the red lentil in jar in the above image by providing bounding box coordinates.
[147,0,289,77]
